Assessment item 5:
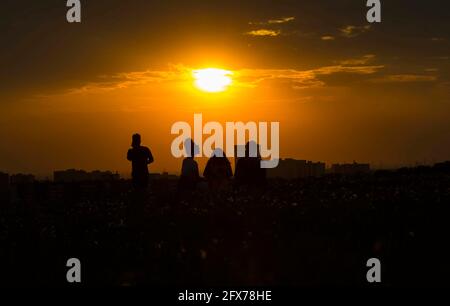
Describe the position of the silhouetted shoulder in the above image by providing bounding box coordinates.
[144,146,154,163]
[127,148,134,161]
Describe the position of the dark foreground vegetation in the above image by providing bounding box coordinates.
[1,164,450,287]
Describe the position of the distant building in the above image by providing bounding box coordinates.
[89,170,120,181]
[9,174,35,202]
[149,173,162,180]
[147,172,176,180]
[54,169,120,183]
[161,172,178,180]
[10,173,35,184]
[48,183,65,201]
[268,159,326,179]
[434,161,450,172]
[0,172,9,191]
[331,162,371,175]
[0,172,10,203]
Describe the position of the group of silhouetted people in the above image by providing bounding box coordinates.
[126,134,266,195]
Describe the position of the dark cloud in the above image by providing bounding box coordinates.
[1,0,448,98]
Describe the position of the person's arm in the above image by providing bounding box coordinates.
[127,149,133,161]
[147,148,154,164]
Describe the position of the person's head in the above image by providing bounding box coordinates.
[131,133,141,148]
[184,138,199,158]
[245,141,260,158]
[212,148,225,158]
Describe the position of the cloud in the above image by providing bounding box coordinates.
[66,65,191,94]
[429,56,449,60]
[370,74,438,83]
[425,68,439,72]
[267,17,295,24]
[245,16,295,37]
[338,54,376,65]
[249,16,295,25]
[59,61,385,96]
[321,36,335,41]
[431,37,447,42]
[245,29,281,37]
[340,25,371,38]
[235,64,384,89]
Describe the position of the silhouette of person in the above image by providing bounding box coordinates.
[127,133,154,189]
[178,139,200,193]
[235,141,266,190]
[203,148,233,191]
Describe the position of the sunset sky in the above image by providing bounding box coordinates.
[1,0,449,177]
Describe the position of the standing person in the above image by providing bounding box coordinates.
[127,133,154,189]
[178,139,200,194]
[203,148,233,191]
[235,141,266,190]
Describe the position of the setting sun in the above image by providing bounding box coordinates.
[193,68,233,93]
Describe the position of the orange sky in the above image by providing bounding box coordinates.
[0,1,449,177]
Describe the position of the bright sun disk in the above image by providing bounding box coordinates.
[193,68,233,93]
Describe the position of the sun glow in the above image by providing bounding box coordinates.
[193,68,233,93]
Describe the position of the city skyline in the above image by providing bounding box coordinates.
[1,157,442,181]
